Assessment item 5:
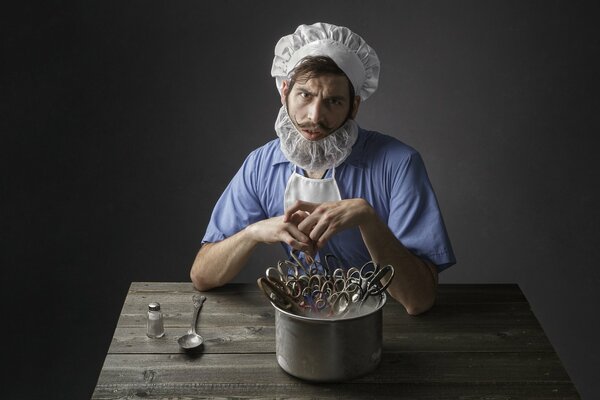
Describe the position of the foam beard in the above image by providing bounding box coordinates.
[275,105,358,172]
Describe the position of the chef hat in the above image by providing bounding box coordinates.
[271,22,380,100]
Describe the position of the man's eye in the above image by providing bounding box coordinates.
[300,92,311,98]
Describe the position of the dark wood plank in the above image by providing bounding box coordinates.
[128,281,260,293]
[116,285,537,332]
[92,382,580,399]
[96,352,574,384]
[108,325,276,354]
[93,353,578,399]
[435,283,527,303]
[116,298,537,328]
[107,322,552,354]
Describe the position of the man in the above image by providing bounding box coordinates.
[190,22,455,315]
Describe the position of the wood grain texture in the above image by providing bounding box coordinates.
[93,283,580,399]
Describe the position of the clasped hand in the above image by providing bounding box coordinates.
[283,198,372,255]
[248,198,372,256]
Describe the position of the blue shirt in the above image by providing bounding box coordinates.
[203,128,456,272]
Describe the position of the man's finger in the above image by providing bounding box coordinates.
[287,210,310,225]
[283,200,319,222]
[306,218,327,242]
[316,227,334,248]
[288,228,310,245]
[281,231,312,253]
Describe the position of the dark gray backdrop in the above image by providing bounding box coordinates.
[3,1,599,398]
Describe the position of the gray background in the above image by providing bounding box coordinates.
[3,1,599,398]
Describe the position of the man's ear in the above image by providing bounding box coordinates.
[280,80,289,105]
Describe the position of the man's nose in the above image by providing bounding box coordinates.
[307,100,326,125]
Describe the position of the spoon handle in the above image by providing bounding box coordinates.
[190,295,206,335]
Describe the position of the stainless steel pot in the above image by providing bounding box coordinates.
[274,293,386,382]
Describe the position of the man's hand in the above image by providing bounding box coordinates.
[246,215,316,255]
[285,198,438,315]
[283,199,373,250]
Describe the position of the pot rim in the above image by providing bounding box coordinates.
[273,292,387,323]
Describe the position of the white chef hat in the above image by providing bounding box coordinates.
[271,22,380,100]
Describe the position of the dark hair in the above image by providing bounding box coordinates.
[288,56,356,117]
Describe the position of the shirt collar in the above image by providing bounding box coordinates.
[271,127,367,169]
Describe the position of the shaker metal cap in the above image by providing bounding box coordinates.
[148,302,161,311]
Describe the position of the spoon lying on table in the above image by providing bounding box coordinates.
[178,295,206,350]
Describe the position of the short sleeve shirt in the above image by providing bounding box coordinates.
[203,128,456,272]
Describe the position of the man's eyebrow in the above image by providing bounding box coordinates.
[297,88,315,95]
[296,87,347,101]
[326,95,347,102]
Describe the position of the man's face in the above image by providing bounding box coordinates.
[281,74,360,142]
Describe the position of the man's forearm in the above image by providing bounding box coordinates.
[191,215,315,291]
[190,228,258,291]
[359,207,438,316]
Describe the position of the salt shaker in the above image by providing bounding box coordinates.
[147,302,165,338]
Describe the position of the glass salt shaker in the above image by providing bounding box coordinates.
[147,302,165,338]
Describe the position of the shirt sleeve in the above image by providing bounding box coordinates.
[387,151,456,272]
[202,152,267,243]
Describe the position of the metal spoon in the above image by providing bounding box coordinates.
[178,295,206,350]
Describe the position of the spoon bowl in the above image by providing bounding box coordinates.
[178,295,206,350]
[178,331,203,349]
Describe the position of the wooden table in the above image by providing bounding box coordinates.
[92,283,580,399]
